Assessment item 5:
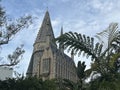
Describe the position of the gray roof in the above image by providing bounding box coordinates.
[50,44,75,65]
[35,11,55,44]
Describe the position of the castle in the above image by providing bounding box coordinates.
[26,11,78,82]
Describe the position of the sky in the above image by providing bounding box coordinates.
[1,0,120,75]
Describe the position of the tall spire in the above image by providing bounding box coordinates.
[59,26,64,52]
[35,10,55,45]
[61,26,63,36]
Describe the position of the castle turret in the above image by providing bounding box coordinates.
[35,10,55,44]
[33,10,57,52]
[59,26,64,53]
[27,10,57,76]
[27,11,78,82]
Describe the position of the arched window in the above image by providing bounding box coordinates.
[42,58,50,74]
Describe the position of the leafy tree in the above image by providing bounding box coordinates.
[56,31,102,61]
[87,73,120,90]
[15,77,42,90]
[77,61,86,90]
[0,77,57,90]
[56,23,120,89]
[56,23,120,73]
[0,2,32,67]
[42,79,57,90]
[95,23,120,73]
[77,61,86,79]
[62,79,81,90]
[55,78,66,90]
[0,45,25,67]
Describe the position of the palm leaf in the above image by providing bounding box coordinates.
[56,32,103,60]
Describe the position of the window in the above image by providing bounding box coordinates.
[42,58,50,73]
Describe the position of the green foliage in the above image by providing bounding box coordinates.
[0,77,57,90]
[56,23,120,74]
[56,32,103,61]
[87,73,120,90]
[96,23,120,48]
[77,61,86,79]
[62,79,81,90]
[56,23,120,90]
[42,79,57,90]
[15,77,42,90]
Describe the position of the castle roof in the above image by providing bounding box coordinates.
[35,10,55,44]
[27,10,76,76]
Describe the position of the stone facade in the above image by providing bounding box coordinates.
[26,11,78,82]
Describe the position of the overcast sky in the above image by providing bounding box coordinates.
[1,0,120,75]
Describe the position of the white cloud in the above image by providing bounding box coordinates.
[90,0,114,13]
[52,18,61,28]
[61,0,70,3]
[1,0,120,74]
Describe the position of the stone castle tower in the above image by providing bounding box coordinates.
[27,11,78,82]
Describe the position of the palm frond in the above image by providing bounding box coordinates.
[56,32,103,60]
[96,23,119,48]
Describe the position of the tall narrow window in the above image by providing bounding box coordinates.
[42,58,50,74]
